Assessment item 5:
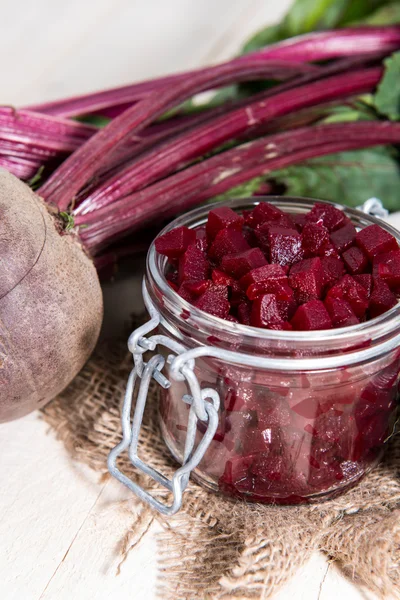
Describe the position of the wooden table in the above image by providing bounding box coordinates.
[1,1,399,598]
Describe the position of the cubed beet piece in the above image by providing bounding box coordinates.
[291,300,332,331]
[180,279,211,300]
[277,297,298,321]
[356,224,398,259]
[372,250,400,293]
[211,269,234,286]
[306,203,347,232]
[245,202,293,228]
[324,296,359,328]
[230,280,246,306]
[289,258,324,303]
[195,284,230,318]
[179,244,209,283]
[321,256,346,288]
[330,222,357,254]
[206,206,244,240]
[258,397,292,429]
[291,397,322,419]
[239,264,287,290]
[221,247,267,279]
[326,275,369,319]
[219,455,255,492]
[242,426,284,456]
[301,221,330,257]
[250,294,291,330]
[369,278,397,318]
[342,246,369,275]
[250,453,288,482]
[237,300,252,325]
[155,226,196,258]
[208,227,250,262]
[247,279,294,302]
[293,213,307,232]
[263,225,303,267]
[312,411,349,444]
[353,274,372,298]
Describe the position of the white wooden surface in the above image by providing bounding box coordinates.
[1,2,399,599]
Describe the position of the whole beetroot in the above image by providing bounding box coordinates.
[0,170,103,422]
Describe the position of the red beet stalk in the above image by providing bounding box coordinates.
[75,67,382,215]
[27,26,400,118]
[75,121,400,252]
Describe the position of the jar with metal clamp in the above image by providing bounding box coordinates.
[108,197,400,515]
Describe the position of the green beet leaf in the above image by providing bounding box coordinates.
[374,52,400,121]
[269,147,400,211]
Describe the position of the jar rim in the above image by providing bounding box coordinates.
[147,196,400,355]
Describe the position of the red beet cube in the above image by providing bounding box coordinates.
[324,296,359,328]
[330,222,357,254]
[306,203,347,232]
[369,278,397,318]
[293,213,307,232]
[211,269,234,287]
[277,297,298,321]
[245,202,293,228]
[242,426,284,456]
[208,227,250,262]
[221,247,267,279]
[326,275,369,319]
[291,397,322,419]
[289,258,324,303]
[247,279,294,302]
[195,284,230,318]
[230,280,246,306]
[257,397,292,429]
[321,256,346,288]
[301,221,330,257]
[219,455,255,491]
[372,250,400,293]
[291,300,332,331]
[356,224,398,259]
[264,226,303,267]
[239,264,286,290]
[353,274,372,297]
[206,206,244,240]
[250,294,291,330]
[237,301,252,325]
[179,279,211,302]
[179,244,209,283]
[250,453,287,482]
[155,226,196,258]
[342,246,369,275]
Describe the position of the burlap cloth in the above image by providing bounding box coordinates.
[41,334,400,599]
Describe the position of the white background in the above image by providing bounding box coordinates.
[1,1,399,599]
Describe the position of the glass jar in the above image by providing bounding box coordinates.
[145,197,400,505]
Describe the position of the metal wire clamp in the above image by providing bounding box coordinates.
[107,282,220,516]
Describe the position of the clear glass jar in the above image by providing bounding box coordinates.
[146,197,400,505]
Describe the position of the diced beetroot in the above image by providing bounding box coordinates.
[265,226,303,267]
[307,461,344,489]
[321,256,346,288]
[178,244,209,284]
[242,426,284,456]
[247,280,293,302]
[257,397,292,429]
[301,221,330,257]
[221,248,267,279]
[312,411,349,444]
[226,314,239,323]
[291,397,322,419]
[245,202,293,228]
[250,294,291,330]
[306,203,347,232]
[195,226,208,252]
[372,250,400,293]
[342,246,369,275]
[356,224,398,259]
[197,409,230,442]
[168,281,179,292]
[291,300,332,331]
[324,296,359,328]
[208,227,250,262]
[293,213,307,232]
[230,280,246,306]
[212,269,234,286]
[353,274,372,297]
[206,206,244,240]
[330,222,357,254]
[178,282,197,303]
[289,258,324,303]
[357,411,390,449]
[369,278,397,318]
[195,284,230,318]
[237,300,252,325]
[326,275,369,319]
[185,279,211,296]
[242,225,258,247]
[250,453,288,482]
[239,264,287,291]
[277,297,298,321]
[155,226,196,258]
[219,455,255,492]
